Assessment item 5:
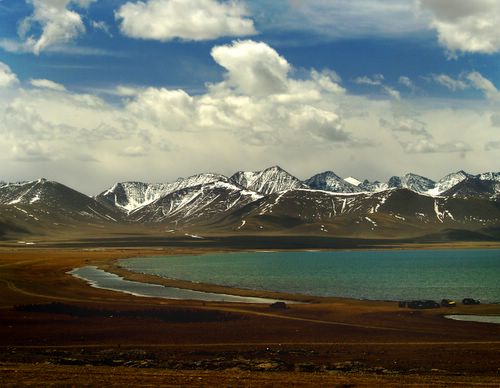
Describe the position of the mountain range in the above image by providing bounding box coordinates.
[1,166,499,243]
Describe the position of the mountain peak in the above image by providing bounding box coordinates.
[230,166,305,195]
[305,171,361,193]
[387,173,435,193]
[96,174,231,212]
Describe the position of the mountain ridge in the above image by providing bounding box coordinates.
[1,166,499,242]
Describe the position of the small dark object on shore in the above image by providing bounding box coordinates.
[441,299,457,308]
[462,298,480,305]
[270,302,288,310]
[406,300,440,309]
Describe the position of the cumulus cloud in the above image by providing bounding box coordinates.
[125,88,195,130]
[211,40,290,96]
[419,0,500,55]
[116,0,256,41]
[1,39,499,191]
[16,0,90,55]
[30,78,66,91]
[0,40,356,170]
[0,62,19,87]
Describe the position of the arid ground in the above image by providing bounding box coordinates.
[1,242,499,386]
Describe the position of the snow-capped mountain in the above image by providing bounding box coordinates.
[1,166,500,241]
[0,179,121,238]
[96,173,230,212]
[359,180,388,192]
[304,171,362,193]
[442,176,500,200]
[0,179,47,205]
[387,173,436,193]
[429,171,473,196]
[230,166,307,195]
[129,181,262,225]
[479,172,500,182]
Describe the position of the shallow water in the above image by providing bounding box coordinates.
[69,266,281,304]
[445,315,500,324]
[120,249,500,302]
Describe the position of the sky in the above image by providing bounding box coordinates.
[0,0,500,194]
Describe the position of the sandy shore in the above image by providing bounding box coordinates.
[1,245,500,386]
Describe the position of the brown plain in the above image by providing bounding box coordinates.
[1,245,500,386]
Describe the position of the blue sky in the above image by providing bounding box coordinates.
[0,0,500,194]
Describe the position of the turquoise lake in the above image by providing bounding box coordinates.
[120,249,500,303]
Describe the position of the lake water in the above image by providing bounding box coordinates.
[120,249,500,303]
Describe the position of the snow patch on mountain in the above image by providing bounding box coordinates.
[344,176,362,186]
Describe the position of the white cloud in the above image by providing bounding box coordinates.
[490,113,500,127]
[1,40,499,192]
[485,140,500,151]
[354,74,384,86]
[91,20,112,37]
[211,40,290,96]
[125,88,195,130]
[382,86,401,100]
[419,0,500,55]
[465,71,500,100]
[399,138,472,154]
[430,71,500,100]
[281,0,427,39]
[12,141,53,162]
[17,0,89,55]
[72,0,95,7]
[354,74,400,99]
[116,0,256,41]
[380,117,431,138]
[0,62,19,87]
[381,113,473,155]
[398,76,415,91]
[431,74,469,91]
[30,78,66,91]
[121,145,148,157]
